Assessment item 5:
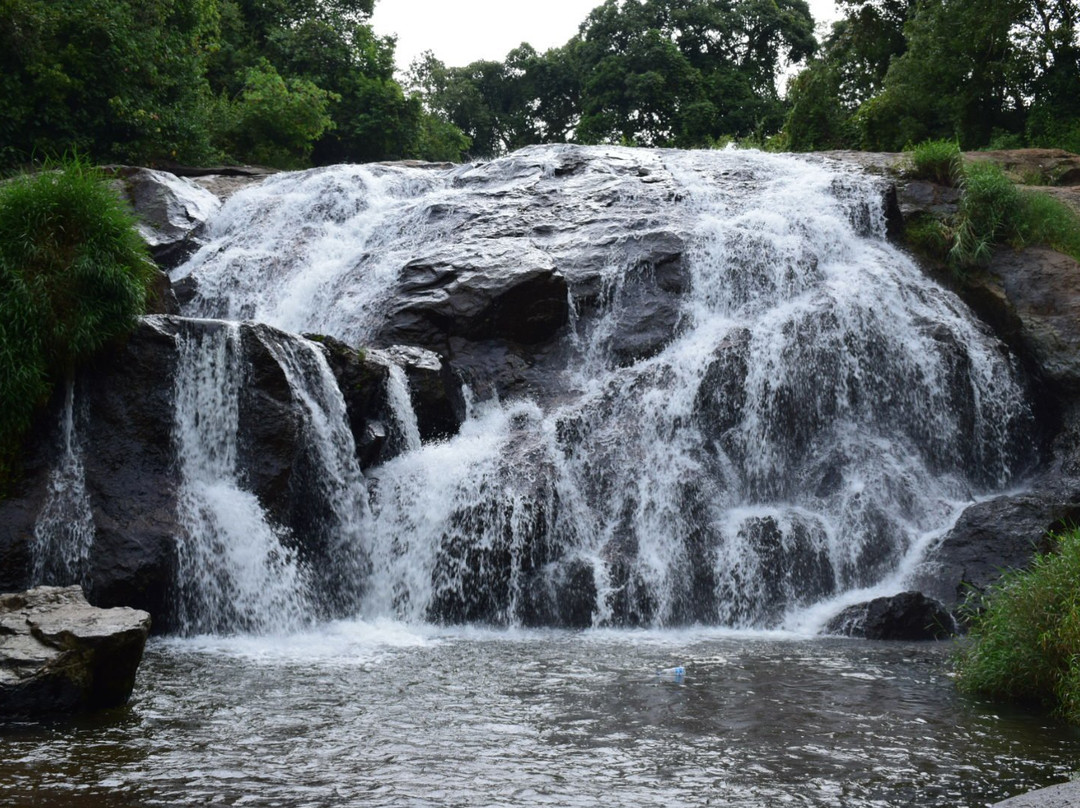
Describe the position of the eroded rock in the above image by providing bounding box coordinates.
[0,585,150,716]
[825,592,955,640]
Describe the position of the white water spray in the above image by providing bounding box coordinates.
[173,146,1034,629]
[32,380,95,588]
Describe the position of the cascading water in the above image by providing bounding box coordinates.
[31,379,95,588]
[174,145,1035,630]
[172,323,311,634]
[171,320,372,634]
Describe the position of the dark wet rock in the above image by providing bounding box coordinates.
[308,335,391,468]
[369,346,467,444]
[0,585,150,716]
[825,592,955,640]
[737,515,836,625]
[601,257,689,364]
[695,328,751,443]
[314,337,466,464]
[107,166,220,270]
[378,254,571,358]
[958,247,1080,392]
[912,483,1080,612]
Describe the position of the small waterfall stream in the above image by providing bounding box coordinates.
[172,323,312,634]
[31,380,95,589]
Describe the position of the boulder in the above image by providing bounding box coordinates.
[0,586,150,716]
[825,591,955,640]
[912,483,1080,612]
[107,166,221,270]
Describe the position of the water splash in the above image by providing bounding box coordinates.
[172,323,311,634]
[32,380,95,588]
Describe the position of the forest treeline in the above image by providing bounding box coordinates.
[1,0,1077,170]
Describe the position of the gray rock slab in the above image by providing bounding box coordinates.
[0,586,151,716]
[992,780,1080,807]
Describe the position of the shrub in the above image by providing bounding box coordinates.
[0,157,154,488]
[907,139,962,186]
[955,527,1080,723]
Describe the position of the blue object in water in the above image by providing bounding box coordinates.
[658,666,686,682]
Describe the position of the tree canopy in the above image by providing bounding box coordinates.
[0,0,470,170]
[410,0,817,156]
[783,0,1080,152]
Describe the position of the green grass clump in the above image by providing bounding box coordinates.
[0,157,155,489]
[908,139,962,186]
[955,528,1080,723]
[948,161,1023,267]
[928,161,1080,270]
[1014,191,1080,262]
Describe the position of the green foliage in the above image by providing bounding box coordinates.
[0,0,222,169]
[955,527,1080,723]
[0,158,154,486]
[914,161,1080,271]
[785,0,1079,152]
[1014,190,1080,262]
[948,162,1022,267]
[907,139,961,186]
[218,60,336,169]
[411,0,817,157]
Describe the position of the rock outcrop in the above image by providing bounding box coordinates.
[0,586,150,716]
[0,317,413,630]
[825,592,956,640]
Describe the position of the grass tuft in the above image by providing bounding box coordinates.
[955,527,1080,724]
[907,139,962,186]
[0,156,154,491]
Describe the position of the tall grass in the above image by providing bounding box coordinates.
[907,159,1080,271]
[955,528,1080,723]
[907,139,962,186]
[0,157,154,490]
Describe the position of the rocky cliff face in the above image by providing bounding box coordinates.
[4,147,1078,632]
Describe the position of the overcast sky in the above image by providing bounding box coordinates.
[371,0,841,73]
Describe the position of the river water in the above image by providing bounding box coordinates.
[3,628,1078,808]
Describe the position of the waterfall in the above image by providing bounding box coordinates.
[32,380,95,588]
[172,146,1035,630]
[385,364,424,454]
[171,322,372,634]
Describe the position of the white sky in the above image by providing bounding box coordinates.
[371,0,842,73]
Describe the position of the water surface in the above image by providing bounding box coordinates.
[3,628,1078,807]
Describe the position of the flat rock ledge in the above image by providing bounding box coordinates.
[0,586,151,717]
[992,780,1080,807]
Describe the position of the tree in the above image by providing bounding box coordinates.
[575,0,816,145]
[782,0,915,150]
[0,0,221,169]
